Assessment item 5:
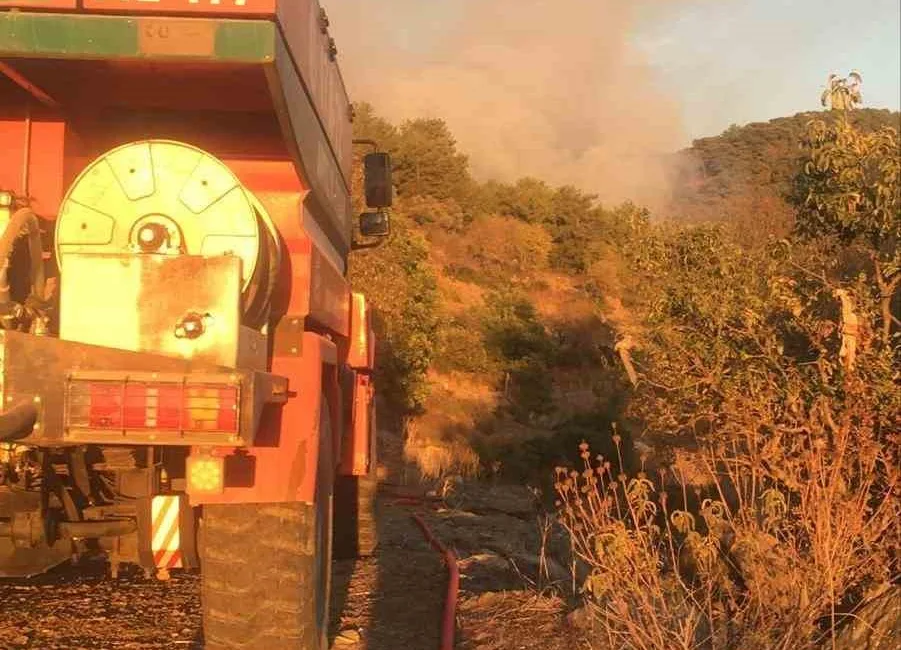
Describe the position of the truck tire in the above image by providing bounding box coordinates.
[333,472,379,559]
[200,401,334,650]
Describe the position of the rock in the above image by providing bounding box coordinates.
[458,552,521,592]
[333,628,362,646]
[474,591,506,608]
[565,605,594,631]
[440,474,467,509]
[430,510,537,558]
[832,586,900,650]
[466,484,537,518]
[509,552,569,586]
[459,552,509,573]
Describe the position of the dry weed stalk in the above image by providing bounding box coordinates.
[555,403,899,650]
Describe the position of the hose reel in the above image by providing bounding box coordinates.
[55,140,281,328]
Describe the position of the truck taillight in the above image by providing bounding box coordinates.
[66,379,239,434]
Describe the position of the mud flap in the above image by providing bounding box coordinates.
[136,495,199,570]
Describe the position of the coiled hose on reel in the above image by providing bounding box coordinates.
[55,140,282,330]
[0,207,49,330]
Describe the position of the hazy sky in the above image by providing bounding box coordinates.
[640,0,901,140]
[323,0,900,202]
[326,0,899,141]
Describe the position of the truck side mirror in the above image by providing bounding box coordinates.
[364,153,393,208]
[359,210,390,238]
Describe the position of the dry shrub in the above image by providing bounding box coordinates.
[403,434,480,480]
[555,399,899,650]
[403,412,482,480]
[401,373,496,480]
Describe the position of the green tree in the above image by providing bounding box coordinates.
[352,102,399,152]
[562,215,899,648]
[393,118,472,203]
[482,292,557,422]
[349,105,453,420]
[350,216,439,419]
[488,177,556,224]
[793,117,900,339]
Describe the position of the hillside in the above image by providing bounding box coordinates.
[346,103,901,648]
[348,105,900,647]
[349,105,631,480]
[668,108,901,243]
[350,104,899,479]
[349,104,901,479]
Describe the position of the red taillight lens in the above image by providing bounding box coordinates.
[67,380,239,433]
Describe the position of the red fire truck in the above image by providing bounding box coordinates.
[0,0,390,647]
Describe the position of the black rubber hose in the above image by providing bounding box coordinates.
[243,207,282,330]
[0,401,38,442]
[0,207,46,304]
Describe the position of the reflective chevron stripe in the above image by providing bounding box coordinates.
[151,495,184,569]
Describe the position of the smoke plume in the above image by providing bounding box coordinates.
[324,0,689,208]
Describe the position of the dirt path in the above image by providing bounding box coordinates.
[0,494,586,650]
[330,496,445,649]
[0,498,446,650]
[0,430,587,649]
[0,561,202,649]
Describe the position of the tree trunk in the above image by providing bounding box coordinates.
[615,335,638,387]
[873,258,900,341]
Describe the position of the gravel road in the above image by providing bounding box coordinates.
[0,482,585,650]
[0,561,203,649]
[0,500,445,650]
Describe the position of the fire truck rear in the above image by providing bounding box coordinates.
[0,0,391,647]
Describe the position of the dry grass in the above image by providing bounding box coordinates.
[402,374,491,479]
[529,273,590,322]
[554,400,899,650]
[403,433,481,481]
[458,590,588,650]
[436,272,487,317]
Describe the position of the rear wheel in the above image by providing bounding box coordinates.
[334,399,379,560]
[333,472,379,559]
[200,401,334,650]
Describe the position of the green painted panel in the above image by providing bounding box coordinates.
[0,13,274,62]
[0,13,139,57]
[215,21,274,62]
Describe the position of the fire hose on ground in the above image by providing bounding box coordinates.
[387,490,459,650]
[411,512,459,650]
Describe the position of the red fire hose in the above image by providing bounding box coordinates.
[411,512,459,650]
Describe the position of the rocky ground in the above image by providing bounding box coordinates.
[0,560,202,649]
[0,478,586,650]
[3,476,896,650]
